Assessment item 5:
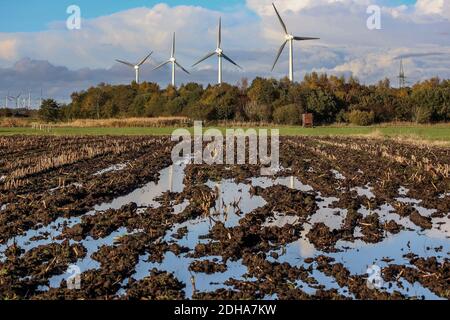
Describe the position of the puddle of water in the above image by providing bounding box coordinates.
[172,200,190,215]
[94,163,186,211]
[398,186,410,196]
[352,185,375,199]
[206,179,267,228]
[45,227,134,289]
[0,160,187,261]
[93,163,127,176]
[133,252,249,299]
[249,176,313,192]
[395,196,437,217]
[264,212,299,228]
[331,230,449,274]
[274,229,448,300]
[49,183,83,193]
[310,196,344,231]
[384,278,443,300]
[331,169,346,180]
[0,215,82,259]
[127,178,268,297]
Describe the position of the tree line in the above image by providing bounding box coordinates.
[38,73,450,125]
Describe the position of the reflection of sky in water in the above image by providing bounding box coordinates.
[133,252,250,299]
[331,169,346,180]
[1,159,448,299]
[45,227,132,290]
[352,185,375,199]
[94,163,186,211]
[93,163,127,176]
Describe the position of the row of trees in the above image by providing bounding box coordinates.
[0,108,37,118]
[40,73,450,125]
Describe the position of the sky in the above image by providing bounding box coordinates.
[0,0,449,104]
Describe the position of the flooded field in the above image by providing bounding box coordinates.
[0,136,448,300]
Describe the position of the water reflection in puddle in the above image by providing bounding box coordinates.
[352,185,375,199]
[93,163,127,176]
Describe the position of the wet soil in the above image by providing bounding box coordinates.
[0,136,448,300]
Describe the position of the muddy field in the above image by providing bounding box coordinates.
[0,135,448,300]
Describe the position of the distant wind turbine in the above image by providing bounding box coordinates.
[192,17,242,85]
[116,51,153,84]
[8,93,21,109]
[153,33,190,87]
[271,3,319,82]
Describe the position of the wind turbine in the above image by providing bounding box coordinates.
[116,51,153,84]
[8,93,21,109]
[192,17,242,85]
[153,33,190,87]
[271,3,319,82]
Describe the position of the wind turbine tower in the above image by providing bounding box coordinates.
[153,33,190,87]
[116,51,153,84]
[271,3,319,82]
[192,17,242,85]
[4,91,9,108]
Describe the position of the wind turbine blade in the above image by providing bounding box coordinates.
[172,33,176,58]
[116,59,135,68]
[272,40,287,71]
[192,52,216,67]
[218,17,222,48]
[272,3,288,35]
[222,53,242,70]
[138,52,153,66]
[293,36,320,41]
[175,61,190,74]
[152,60,171,71]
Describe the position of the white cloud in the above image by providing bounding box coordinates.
[0,4,259,70]
[415,0,450,20]
[246,0,371,16]
[315,46,450,84]
[0,38,18,60]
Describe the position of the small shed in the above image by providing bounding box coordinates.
[302,113,314,128]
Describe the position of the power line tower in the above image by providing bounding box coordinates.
[398,59,407,88]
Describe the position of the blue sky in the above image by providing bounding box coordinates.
[0,0,247,32]
[0,0,417,32]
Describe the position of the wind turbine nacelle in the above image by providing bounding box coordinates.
[170,57,176,62]
[134,65,139,70]
[216,48,223,55]
[285,34,294,41]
